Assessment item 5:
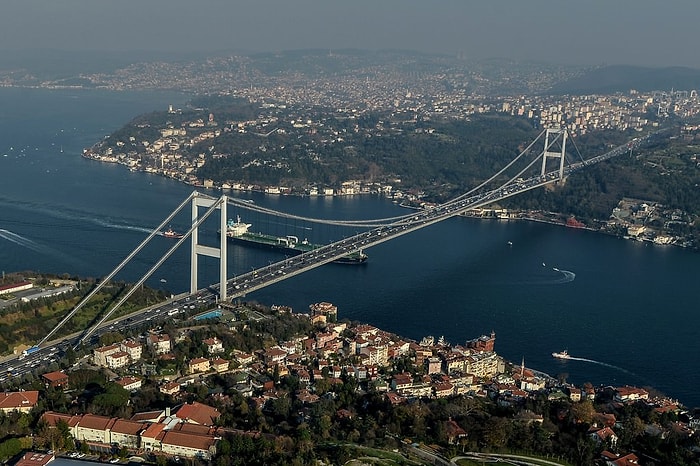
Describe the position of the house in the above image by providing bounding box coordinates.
[93,344,120,367]
[433,381,454,398]
[42,371,69,388]
[120,340,143,361]
[391,373,413,392]
[115,376,143,391]
[188,357,210,374]
[148,334,172,355]
[568,386,582,402]
[234,352,254,365]
[589,426,618,446]
[109,418,144,448]
[211,358,229,372]
[160,381,181,396]
[203,337,224,354]
[426,357,442,375]
[444,419,468,444]
[0,391,39,414]
[263,348,287,366]
[614,386,649,403]
[601,451,639,466]
[106,351,130,369]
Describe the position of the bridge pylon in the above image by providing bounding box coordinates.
[540,127,568,180]
[190,192,228,301]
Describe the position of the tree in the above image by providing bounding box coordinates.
[482,417,511,450]
[569,399,595,425]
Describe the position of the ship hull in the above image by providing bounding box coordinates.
[229,232,367,264]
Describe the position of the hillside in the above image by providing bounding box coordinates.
[549,65,700,94]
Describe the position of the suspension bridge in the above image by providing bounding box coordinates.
[27,126,669,352]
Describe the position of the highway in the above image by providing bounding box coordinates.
[0,291,219,384]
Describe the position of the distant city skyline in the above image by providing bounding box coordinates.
[1,0,697,68]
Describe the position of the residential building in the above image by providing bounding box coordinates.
[0,391,39,414]
[106,351,130,369]
[120,340,143,361]
[115,376,143,391]
[188,358,210,374]
[203,337,224,354]
[93,344,120,367]
[148,334,172,355]
[160,382,181,396]
[614,386,649,403]
[42,371,69,388]
[211,358,229,372]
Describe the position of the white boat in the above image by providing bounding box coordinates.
[552,350,571,359]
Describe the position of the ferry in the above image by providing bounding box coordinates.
[552,350,571,360]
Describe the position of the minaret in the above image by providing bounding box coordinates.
[520,357,525,378]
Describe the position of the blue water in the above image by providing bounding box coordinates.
[1,88,698,408]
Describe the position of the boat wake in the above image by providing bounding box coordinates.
[558,355,637,377]
[0,227,93,268]
[552,269,576,284]
[92,218,153,235]
[0,196,156,236]
[0,228,44,252]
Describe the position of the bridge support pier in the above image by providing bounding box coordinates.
[190,193,228,301]
[540,127,568,180]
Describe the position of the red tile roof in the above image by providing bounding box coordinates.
[110,419,144,435]
[161,430,217,451]
[175,401,221,426]
[42,371,68,382]
[0,391,39,411]
[78,414,115,431]
[141,422,167,439]
[41,411,80,428]
[14,452,54,466]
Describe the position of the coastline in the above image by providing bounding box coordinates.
[81,152,697,252]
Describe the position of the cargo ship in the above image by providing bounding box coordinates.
[225,216,367,264]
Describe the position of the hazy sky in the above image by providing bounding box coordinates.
[2,0,697,67]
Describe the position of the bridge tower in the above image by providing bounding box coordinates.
[190,192,228,301]
[540,127,568,180]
